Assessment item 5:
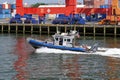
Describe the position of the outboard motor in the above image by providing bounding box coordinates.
[90,43,99,52]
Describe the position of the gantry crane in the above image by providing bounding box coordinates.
[16,0,107,16]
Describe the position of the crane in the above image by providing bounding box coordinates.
[16,0,77,16]
[14,0,108,24]
[16,0,107,16]
[99,0,120,25]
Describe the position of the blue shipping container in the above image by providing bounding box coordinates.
[2,9,11,14]
[0,4,2,8]
[15,14,21,19]
[5,14,11,18]
[100,5,109,8]
[23,14,32,19]
[0,8,2,14]
[0,14,4,18]
[11,4,16,9]
[0,14,11,19]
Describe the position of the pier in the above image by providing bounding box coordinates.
[0,23,120,36]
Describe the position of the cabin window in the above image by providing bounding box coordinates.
[55,38,58,41]
[64,39,66,41]
[67,39,71,42]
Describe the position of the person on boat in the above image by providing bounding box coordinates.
[45,41,47,43]
[82,44,89,50]
[59,38,63,45]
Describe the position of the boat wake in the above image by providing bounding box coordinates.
[35,47,120,58]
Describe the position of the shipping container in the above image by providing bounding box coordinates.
[9,17,22,23]
[11,4,16,9]
[23,14,32,19]
[31,18,39,24]
[4,14,11,18]
[86,14,99,21]
[2,9,11,14]
[2,4,11,9]
[15,14,21,19]
[0,14,4,18]
[0,4,2,8]
[0,14,11,18]
[100,5,109,8]
[0,8,2,14]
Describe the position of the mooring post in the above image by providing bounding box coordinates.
[1,24,3,33]
[48,25,50,35]
[31,24,33,34]
[65,25,67,33]
[39,24,41,35]
[74,25,76,31]
[16,24,18,34]
[83,25,86,36]
[114,25,117,37]
[8,24,10,33]
[56,25,58,33]
[23,24,25,34]
[93,24,95,37]
[104,25,106,36]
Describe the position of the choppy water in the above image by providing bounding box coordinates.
[0,33,120,80]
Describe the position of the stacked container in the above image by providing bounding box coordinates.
[0,2,11,19]
[100,5,109,8]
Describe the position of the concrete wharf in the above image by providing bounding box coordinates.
[0,23,120,37]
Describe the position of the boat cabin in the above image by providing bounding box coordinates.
[52,34,75,47]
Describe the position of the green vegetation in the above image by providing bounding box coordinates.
[31,3,48,7]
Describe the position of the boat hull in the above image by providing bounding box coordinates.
[27,38,86,52]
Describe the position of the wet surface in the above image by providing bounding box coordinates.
[0,34,120,80]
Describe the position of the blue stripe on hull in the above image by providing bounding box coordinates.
[28,39,86,52]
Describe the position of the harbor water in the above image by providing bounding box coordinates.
[0,33,120,80]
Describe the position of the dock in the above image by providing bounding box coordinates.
[0,23,120,36]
